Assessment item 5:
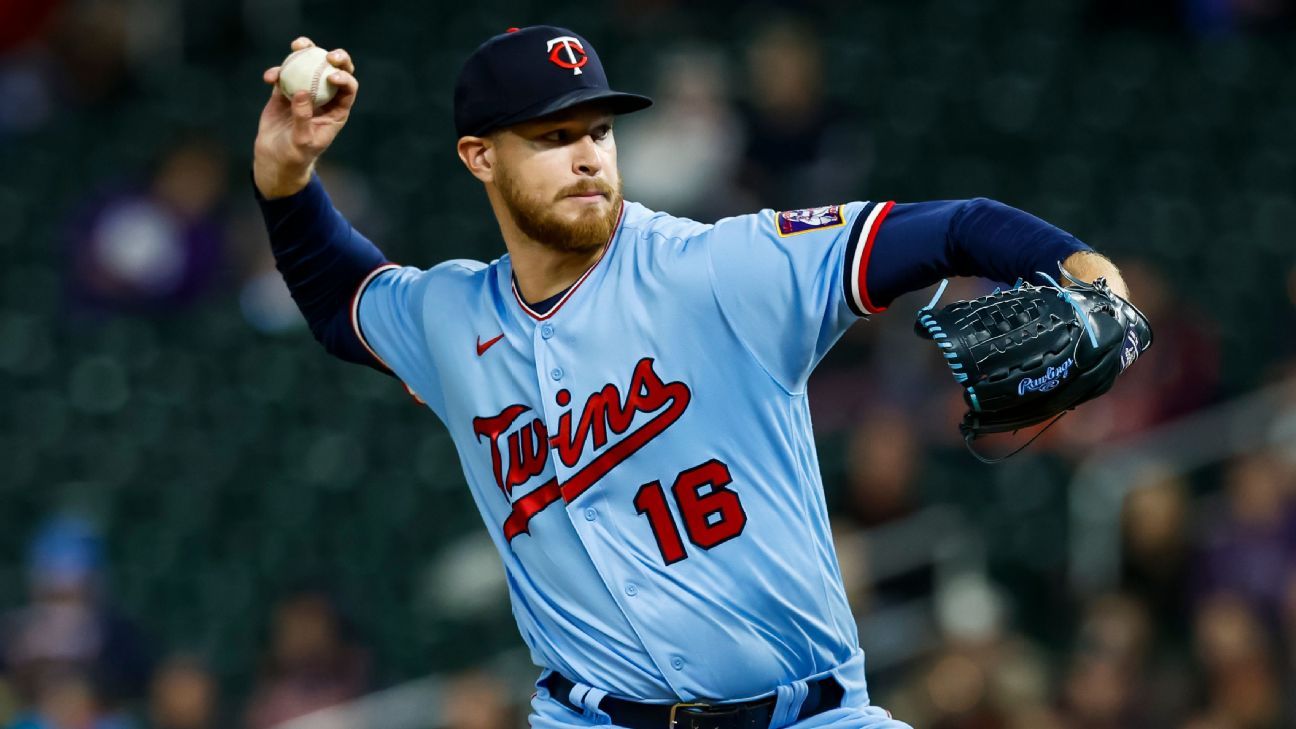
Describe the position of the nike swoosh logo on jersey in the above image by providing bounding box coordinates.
[476,333,506,356]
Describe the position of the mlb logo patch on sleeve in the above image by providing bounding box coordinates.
[775,205,845,237]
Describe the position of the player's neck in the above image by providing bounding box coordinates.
[507,239,604,303]
[497,217,606,305]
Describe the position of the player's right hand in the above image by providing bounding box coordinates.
[252,36,359,199]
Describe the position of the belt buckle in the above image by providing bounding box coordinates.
[667,702,708,728]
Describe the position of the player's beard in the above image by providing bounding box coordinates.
[496,168,623,254]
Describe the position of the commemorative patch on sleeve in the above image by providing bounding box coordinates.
[775,205,846,237]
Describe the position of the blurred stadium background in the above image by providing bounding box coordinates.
[2,0,1296,727]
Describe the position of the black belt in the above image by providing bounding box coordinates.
[540,672,844,729]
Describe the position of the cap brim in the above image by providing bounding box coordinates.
[478,88,653,136]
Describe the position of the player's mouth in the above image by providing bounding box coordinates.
[565,191,607,202]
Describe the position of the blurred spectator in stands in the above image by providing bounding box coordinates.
[919,647,1009,729]
[243,589,371,729]
[64,138,228,318]
[887,575,1057,728]
[617,46,744,222]
[831,519,872,616]
[1118,261,1219,421]
[844,407,920,527]
[1058,654,1140,729]
[43,0,132,107]
[229,188,301,334]
[0,515,152,728]
[927,576,1016,729]
[5,671,133,729]
[1120,466,1192,639]
[0,0,62,138]
[1075,594,1152,678]
[0,53,57,138]
[838,409,934,608]
[146,656,216,729]
[442,669,518,729]
[1191,593,1282,729]
[230,236,301,335]
[1056,595,1153,729]
[735,17,870,209]
[1058,260,1219,449]
[1193,452,1296,624]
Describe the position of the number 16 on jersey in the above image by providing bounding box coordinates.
[633,459,747,565]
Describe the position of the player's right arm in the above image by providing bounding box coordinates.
[251,37,395,372]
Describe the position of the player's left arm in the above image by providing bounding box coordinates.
[703,198,1128,394]
[861,198,1129,312]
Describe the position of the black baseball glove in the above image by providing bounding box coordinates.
[914,269,1153,462]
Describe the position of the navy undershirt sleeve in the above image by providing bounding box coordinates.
[254,171,391,371]
[863,198,1092,310]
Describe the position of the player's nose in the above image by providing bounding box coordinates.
[570,134,604,177]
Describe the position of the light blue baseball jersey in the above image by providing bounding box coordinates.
[353,199,894,703]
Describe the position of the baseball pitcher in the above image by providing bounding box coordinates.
[252,26,1148,729]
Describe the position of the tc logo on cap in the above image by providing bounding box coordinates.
[546,36,588,75]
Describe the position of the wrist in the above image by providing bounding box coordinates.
[253,157,314,200]
[1061,251,1128,300]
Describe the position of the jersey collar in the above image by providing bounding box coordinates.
[509,200,625,322]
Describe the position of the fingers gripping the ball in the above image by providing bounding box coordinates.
[326,48,355,74]
[289,91,318,149]
[318,48,358,114]
[264,37,315,90]
[263,42,357,111]
[323,69,358,113]
[275,41,358,116]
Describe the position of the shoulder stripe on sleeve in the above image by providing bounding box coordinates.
[350,263,401,371]
[843,200,895,316]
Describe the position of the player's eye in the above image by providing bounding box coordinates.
[592,124,612,141]
[543,129,570,143]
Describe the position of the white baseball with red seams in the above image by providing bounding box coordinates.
[277,46,337,107]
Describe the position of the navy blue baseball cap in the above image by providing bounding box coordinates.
[453,25,653,138]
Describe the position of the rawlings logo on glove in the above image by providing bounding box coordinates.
[1017,359,1074,396]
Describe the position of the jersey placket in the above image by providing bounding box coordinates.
[520,249,696,699]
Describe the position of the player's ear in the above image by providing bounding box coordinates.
[456,135,494,184]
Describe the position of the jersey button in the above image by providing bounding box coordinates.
[584,508,597,522]
[624,583,638,597]
[671,656,685,670]
[550,367,564,381]
[540,324,554,339]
